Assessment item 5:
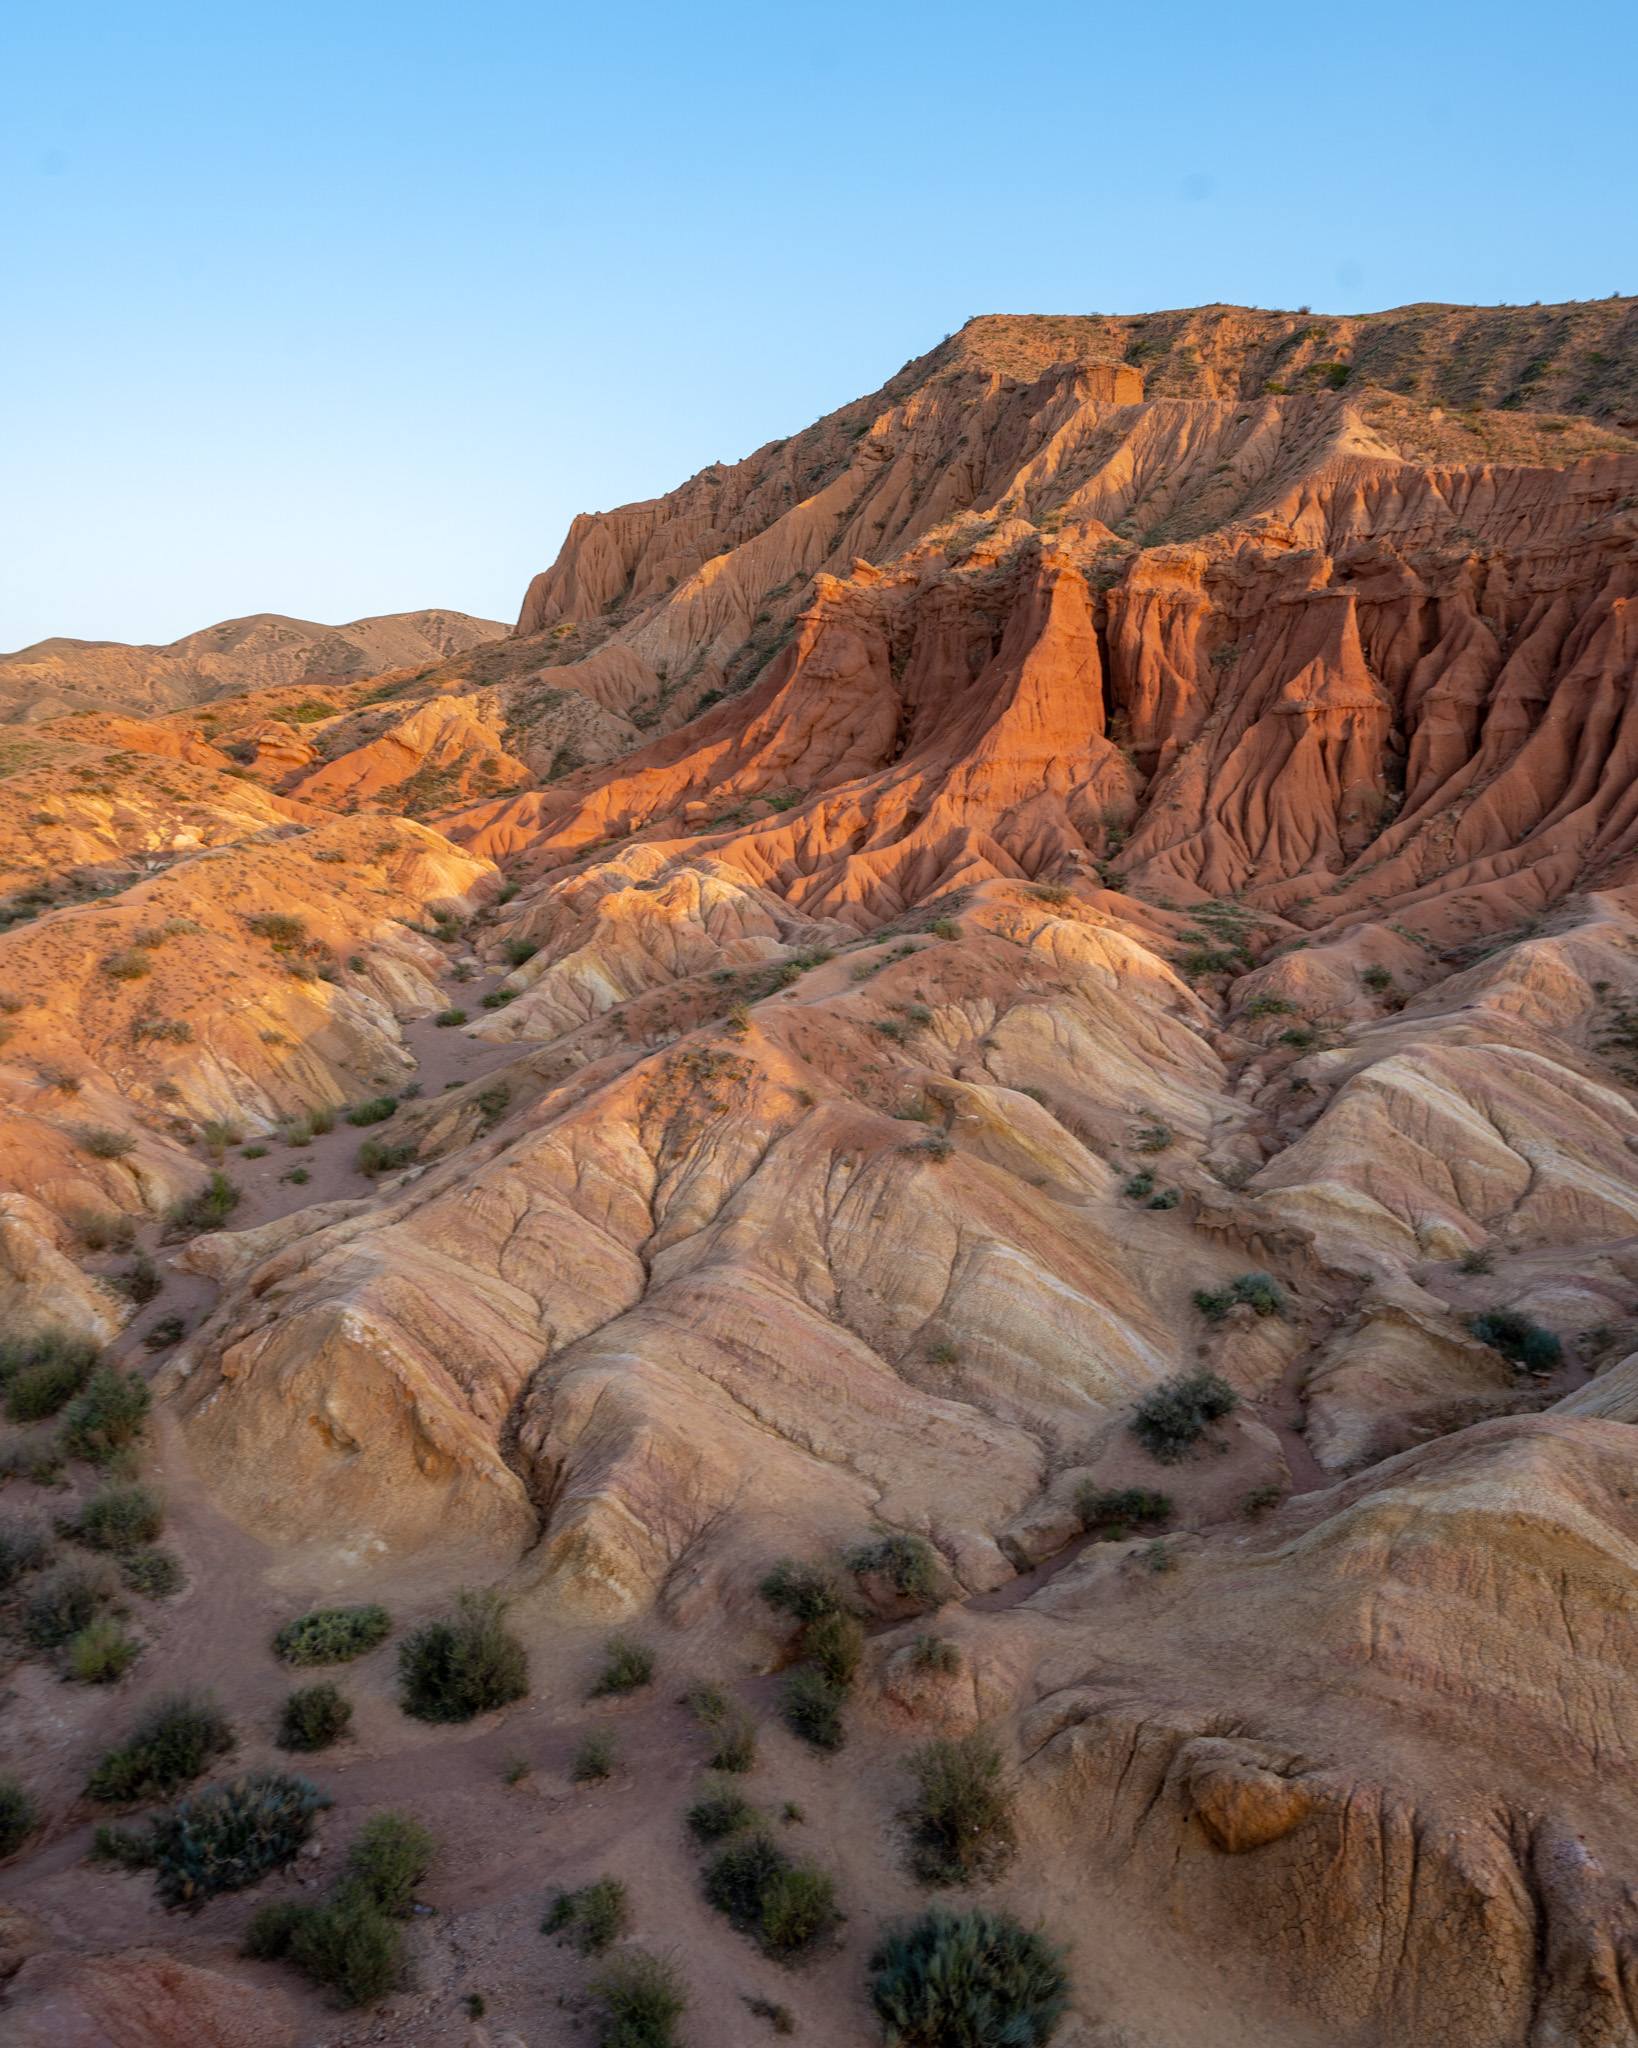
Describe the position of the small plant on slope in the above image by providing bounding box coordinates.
[869,1908,1070,2047]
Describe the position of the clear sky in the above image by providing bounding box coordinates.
[4,0,1635,652]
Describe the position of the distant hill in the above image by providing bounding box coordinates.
[0,607,508,722]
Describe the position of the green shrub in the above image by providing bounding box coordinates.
[345,1095,398,1126]
[869,1909,1070,2046]
[503,938,538,965]
[543,1875,629,1954]
[686,1779,757,1842]
[357,1137,418,1175]
[273,1603,390,1666]
[1192,1270,1288,1322]
[1130,1370,1240,1462]
[120,1255,162,1304]
[903,1730,1016,1885]
[0,1777,37,1857]
[928,919,962,941]
[1121,1170,1154,1200]
[592,1633,655,1697]
[759,1864,839,1957]
[703,1831,838,1957]
[1074,1485,1172,1536]
[147,1770,331,1908]
[249,913,306,946]
[433,1008,468,1028]
[481,989,516,1008]
[290,1894,401,2005]
[64,1483,163,1553]
[88,1693,234,1802]
[242,1897,313,1959]
[23,1560,109,1647]
[0,1333,99,1422]
[277,1682,353,1752]
[1147,1186,1181,1209]
[759,1557,847,1622]
[1458,1243,1496,1274]
[476,1082,511,1120]
[1133,1122,1173,1153]
[573,1730,618,1783]
[398,1591,527,1721]
[1241,1483,1283,1518]
[69,1618,140,1683]
[1278,1025,1317,1050]
[0,1514,52,1588]
[1241,993,1294,1018]
[782,1669,847,1751]
[77,1125,137,1159]
[848,1531,941,1603]
[709,1706,759,1773]
[1467,1307,1562,1371]
[588,1947,688,2048]
[806,1609,865,1687]
[101,950,151,980]
[142,1316,185,1350]
[911,1633,961,1674]
[1361,964,1394,992]
[166,1171,241,1236]
[344,1809,438,1915]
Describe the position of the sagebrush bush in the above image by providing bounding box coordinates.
[242,1897,312,1959]
[23,1560,109,1648]
[60,1367,150,1464]
[709,1704,758,1773]
[64,1483,164,1553]
[357,1137,418,1176]
[1468,1307,1562,1372]
[869,1909,1069,2046]
[805,1609,865,1688]
[166,1171,241,1237]
[0,1777,37,1857]
[88,1693,234,1802]
[589,1947,688,2047]
[1074,1484,1172,1536]
[120,1548,183,1597]
[344,1809,438,1915]
[543,1875,629,1954]
[291,1894,401,2005]
[77,1125,137,1159]
[573,1730,618,1783]
[1129,1370,1240,1463]
[781,1669,848,1752]
[398,1591,527,1721]
[147,1770,332,1908]
[503,938,538,965]
[759,1557,848,1622]
[0,1514,52,1588]
[703,1830,839,1956]
[848,1531,941,1604]
[591,1632,655,1697]
[685,1779,756,1843]
[345,1095,398,1126]
[903,1731,1016,1886]
[0,1332,99,1423]
[1193,1270,1288,1321]
[69,1617,139,1683]
[277,1682,353,1752]
[273,1603,390,1666]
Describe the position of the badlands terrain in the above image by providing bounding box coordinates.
[4,299,1638,2046]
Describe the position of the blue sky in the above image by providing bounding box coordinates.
[4,0,1635,651]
